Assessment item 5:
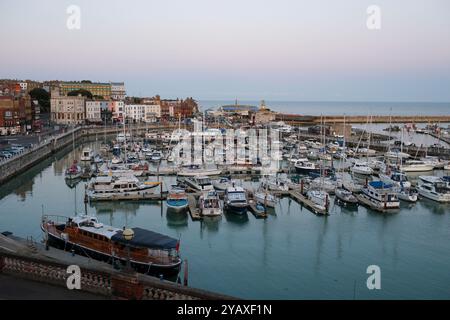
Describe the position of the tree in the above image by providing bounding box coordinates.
[67,89,93,99]
[29,88,50,113]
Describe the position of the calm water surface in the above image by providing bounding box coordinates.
[1,141,449,299]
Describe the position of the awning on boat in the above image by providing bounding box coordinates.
[111,228,178,250]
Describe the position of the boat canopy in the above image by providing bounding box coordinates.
[111,227,178,250]
[369,181,393,189]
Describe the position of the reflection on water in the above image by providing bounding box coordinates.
[166,210,189,230]
[0,140,449,299]
[223,211,249,225]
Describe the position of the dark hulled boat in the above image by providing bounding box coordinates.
[41,215,181,277]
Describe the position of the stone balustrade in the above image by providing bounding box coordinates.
[0,249,235,300]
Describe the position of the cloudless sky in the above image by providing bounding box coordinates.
[1,0,449,101]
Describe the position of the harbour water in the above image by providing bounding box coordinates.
[1,141,450,299]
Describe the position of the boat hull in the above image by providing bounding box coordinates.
[44,231,181,277]
[166,199,189,212]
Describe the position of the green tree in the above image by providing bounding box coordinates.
[29,88,50,113]
[67,89,93,99]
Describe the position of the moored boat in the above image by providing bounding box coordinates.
[184,175,214,191]
[224,186,248,214]
[401,160,434,172]
[417,176,450,202]
[360,181,400,210]
[87,176,160,201]
[166,187,188,212]
[335,188,358,205]
[80,147,93,162]
[351,161,373,176]
[65,160,82,180]
[41,214,181,277]
[307,189,330,213]
[199,190,223,216]
[178,164,221,177]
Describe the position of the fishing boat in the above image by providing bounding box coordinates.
[166,187,188,212]
[294,159,320,174]
[87,176,160,201]
[360,181,400,210]
[199,190,223,216]
[224,186,248,214]
[80,148,93,162]
[401,160,434,172]
[41,214,181,276]
[184,175,214,191]
[351,161,373,176]
[379,171,411,189]
[417,176,450,202]
[65,160,82,180]
[335,188,358,205]
[178,164,222,177]
[212,177,232,191]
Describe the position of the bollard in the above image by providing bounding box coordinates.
[159,274,164,281]
[71,249,75,257]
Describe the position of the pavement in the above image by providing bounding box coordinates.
[0,274,107,300]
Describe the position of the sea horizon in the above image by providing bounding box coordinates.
[198,100,450,116]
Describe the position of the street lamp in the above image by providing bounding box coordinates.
[123,228,134,271]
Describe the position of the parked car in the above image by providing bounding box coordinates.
[10,144,25,151]
[0,151,13,159]
[3,148,21,155]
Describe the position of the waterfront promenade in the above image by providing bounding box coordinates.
[0,233,236,300]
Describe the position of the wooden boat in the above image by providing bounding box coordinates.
[41,214,182,277]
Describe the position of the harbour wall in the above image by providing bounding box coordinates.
[277,114,450,124]
[0,124,181,185]
[0,244,235,300]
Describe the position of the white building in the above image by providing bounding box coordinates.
[111,82,126,100]
[125,104,161,123]
[86,100,109,123]
[19,82,28,91]
[50,91,86,125]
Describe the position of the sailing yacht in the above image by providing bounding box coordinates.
[379,171,411,189]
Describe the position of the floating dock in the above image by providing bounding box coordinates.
[288,190,328,216]
[187,194,202,221]
[89,191,167,202]
[248,202,268,219]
